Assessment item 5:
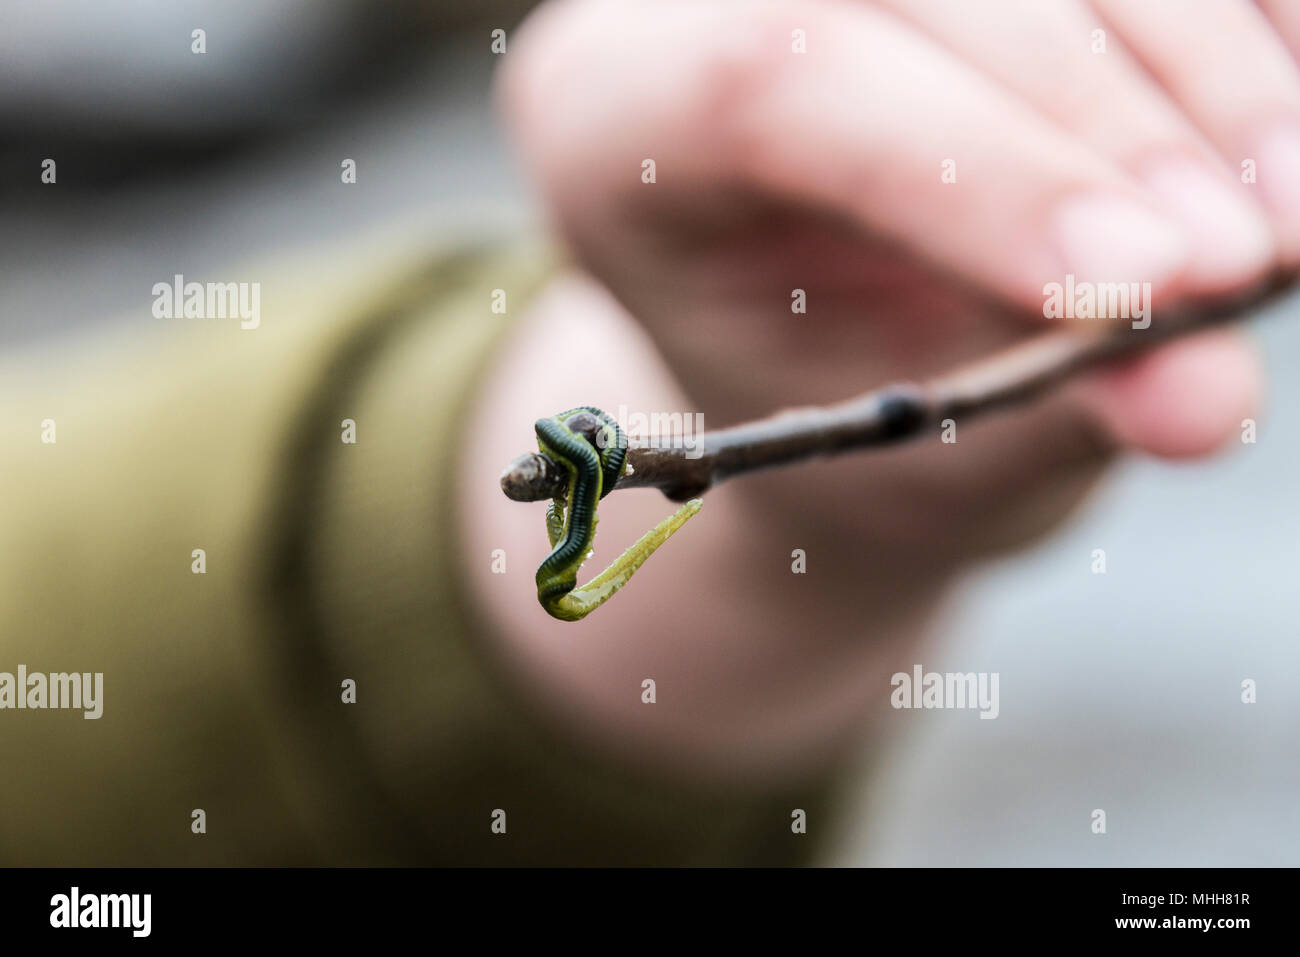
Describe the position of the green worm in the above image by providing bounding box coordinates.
[534,406,702,621]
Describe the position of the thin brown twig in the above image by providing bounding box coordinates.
[500,269,1299,504]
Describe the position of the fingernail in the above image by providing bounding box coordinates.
[1142,156,1274,288]
[1252,123,1300,251]
[1050,193,1188,289]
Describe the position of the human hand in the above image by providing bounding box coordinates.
[499,0,1292,563]
[470,0,1296,775]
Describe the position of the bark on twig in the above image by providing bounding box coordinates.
[500,270,1298,504]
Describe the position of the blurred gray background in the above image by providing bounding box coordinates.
[3,0,1295,866]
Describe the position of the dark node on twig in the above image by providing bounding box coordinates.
[876,385,932,440]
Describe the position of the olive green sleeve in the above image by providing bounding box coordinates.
[0,234,839,865]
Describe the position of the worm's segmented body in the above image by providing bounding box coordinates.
[533,406,701,621]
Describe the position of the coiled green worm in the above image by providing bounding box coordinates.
[534,407,702,621]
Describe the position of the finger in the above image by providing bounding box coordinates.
[1090,0,1300,262]
[1259,0,1300,56]
[1068,328,1264,458]
[874,0,1275,292]
[501,0,1193,312]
